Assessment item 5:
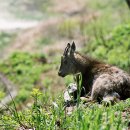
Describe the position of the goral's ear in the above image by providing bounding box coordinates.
[67,43,70,47]
[70,41,76,54]
[64,43,71,56]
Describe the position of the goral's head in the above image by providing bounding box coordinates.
[58,42,78,77]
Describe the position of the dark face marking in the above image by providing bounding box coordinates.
[58,42,77,77]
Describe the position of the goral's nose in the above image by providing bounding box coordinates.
[58,71,62,76]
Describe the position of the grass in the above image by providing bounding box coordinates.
[0,0,130,130]
[0,32,15,50]
[84,23,130,72]
[57,1,130,40]
[0,85,130,130]
[0,90,5,100]
[0,52,48,105]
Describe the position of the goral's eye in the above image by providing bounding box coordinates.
[64,59,67,64]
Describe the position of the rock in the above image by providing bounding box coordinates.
[64,83,77,103]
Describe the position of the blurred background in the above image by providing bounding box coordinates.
[0,0,130,110]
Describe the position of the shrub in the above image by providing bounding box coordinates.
[84,24,130,71]
[0,52,47,105]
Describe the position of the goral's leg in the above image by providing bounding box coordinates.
[102,92,120,106]
[91,74,119,103]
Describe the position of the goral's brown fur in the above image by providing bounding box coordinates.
[58,42,130,101]
[75,52,130,100]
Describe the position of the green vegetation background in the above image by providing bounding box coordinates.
[0,0,130,129]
